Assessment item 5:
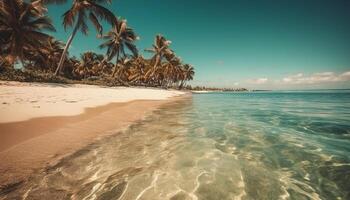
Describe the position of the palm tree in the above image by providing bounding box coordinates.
[0,0,56,67]
[32,38,65,72]
[45,38,65,71]
[165,57,182,87]
[113,57,132,85]
[180,64,195,89]
[128,55,148,85]
[90,54,105,76]
[99,19,138,77]
[54,0,118,76]
[30,0,67,14]
[144,35,172,80]
[73,51,96,78]
[66,56,80,78]
[101,61,114,75]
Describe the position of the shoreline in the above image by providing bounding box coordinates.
[0,81,190,189]
[0,81,185,123]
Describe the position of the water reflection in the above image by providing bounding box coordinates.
[2,92,350,200]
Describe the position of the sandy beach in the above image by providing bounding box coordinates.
[2,0,350,198]
[0,81,187,189]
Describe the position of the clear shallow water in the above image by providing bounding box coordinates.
[2,91,350,200]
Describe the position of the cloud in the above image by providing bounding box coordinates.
[282,71,350,84]
[340,71,350,80]
[247,78,268,84]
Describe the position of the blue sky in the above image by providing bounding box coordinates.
[46,0,350,89]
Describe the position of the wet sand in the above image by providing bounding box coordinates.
[0,81,188,190]
[1,91,349,199]
[0,100,169,189]
[0,96,194,199]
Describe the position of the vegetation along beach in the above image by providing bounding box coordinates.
[1,0,350,199]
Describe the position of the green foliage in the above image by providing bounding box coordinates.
[0,68,69,83]
[0,0,196,90]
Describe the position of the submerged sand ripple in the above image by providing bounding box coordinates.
[1,92,350,200]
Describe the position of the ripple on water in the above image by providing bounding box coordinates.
[1,92,350,199]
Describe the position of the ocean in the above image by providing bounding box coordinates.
[3,91,350,199]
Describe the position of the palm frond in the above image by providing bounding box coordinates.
[89,12,102,36]
[39,0,67,4]
[78,11,88,35]
[125,42,138,57]
[29,16,56,32]
[88,0,117,26]
[62,8,76,29]
[93,0,112,4]
[144,48,156,53]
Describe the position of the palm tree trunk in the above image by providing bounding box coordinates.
[145,55,160,80]
[151,56,160,78]
[54,23,80,76]
[179,80,185,89]
[111,52,120,77]
[99,57,108,72]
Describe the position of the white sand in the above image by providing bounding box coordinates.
[0,81,185,123]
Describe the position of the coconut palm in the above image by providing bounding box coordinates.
[45,38,65,71]
[32,38,65,71]
[170,58,183,86]
[128,55,148,84]
[66,56,80,78]
[90,54,105,76]
[24,39,63,72]
[73,51,96,78]
[161,55,182,88]
[99,19,138,77]
[0,0,56,67]
[180,64,195,89]
[54,0,118,76]
[29,0,67,14]
[113,57,132,85]
[99,60,114,75]
[144,35,172,80]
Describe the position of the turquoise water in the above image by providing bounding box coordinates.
[187,91,350,199]
[2,91,350,200]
